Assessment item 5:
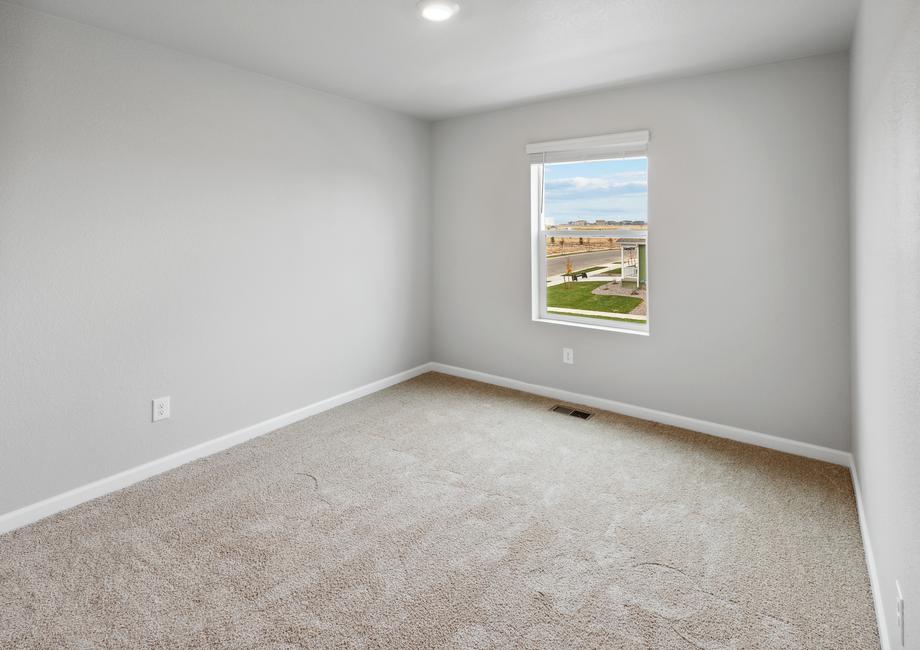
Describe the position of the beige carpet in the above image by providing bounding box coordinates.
[0,373,879,648]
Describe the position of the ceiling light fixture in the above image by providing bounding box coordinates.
[417,0,460,22]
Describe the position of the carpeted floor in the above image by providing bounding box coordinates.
[0,373,879,648]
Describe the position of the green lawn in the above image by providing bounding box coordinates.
[546,281,642,314]
[596,268,622,276]
[562,266,604,277]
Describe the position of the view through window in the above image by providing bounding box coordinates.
[532,149,649,332]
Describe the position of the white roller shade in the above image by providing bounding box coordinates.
[526,130,649,164]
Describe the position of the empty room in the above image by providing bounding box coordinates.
[1,0,918,647]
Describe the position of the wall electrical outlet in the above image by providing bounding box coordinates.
[152,396,170,422]
[896,580,904,646]
[562,348,574,364]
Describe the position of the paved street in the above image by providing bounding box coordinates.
[546,249,622,276]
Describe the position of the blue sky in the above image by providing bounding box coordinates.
[543,156,648,224]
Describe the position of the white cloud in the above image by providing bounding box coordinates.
[545,169,647,190]
[545,177,647,193]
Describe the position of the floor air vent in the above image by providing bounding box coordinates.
[550,405,593,420]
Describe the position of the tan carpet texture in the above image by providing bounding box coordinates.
[1,373,878,648]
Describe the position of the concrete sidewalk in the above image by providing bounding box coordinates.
[546,263,621,287]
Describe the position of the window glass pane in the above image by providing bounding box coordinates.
[541,156,648,329]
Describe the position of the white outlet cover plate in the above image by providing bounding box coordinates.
[152,396,170,422]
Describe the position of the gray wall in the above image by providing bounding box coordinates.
[851,0,920,645]
[432,53,852,451]
[0,3,431,515]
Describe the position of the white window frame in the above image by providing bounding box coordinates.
[528,130,650,336]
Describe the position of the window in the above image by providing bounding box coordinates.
[529,131,650,334]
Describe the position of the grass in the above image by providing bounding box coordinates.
[548,310,647,324]
[546,281,642,314]
[596,268,622,276]
[565,265,606,276]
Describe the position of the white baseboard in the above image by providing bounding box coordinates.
[850,459,891,650]
[0,363,432,536]
[428,362,851,466]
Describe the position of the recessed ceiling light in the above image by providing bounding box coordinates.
[417,0,460,22]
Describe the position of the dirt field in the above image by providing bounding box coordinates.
[545,225,646,256]
[546,237,618,256]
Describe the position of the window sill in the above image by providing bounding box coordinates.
[532,316,649,336]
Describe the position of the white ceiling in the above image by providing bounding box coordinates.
[11,0,859,120]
